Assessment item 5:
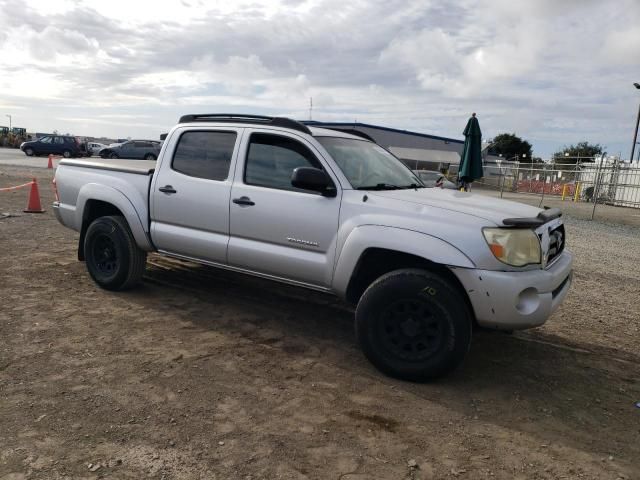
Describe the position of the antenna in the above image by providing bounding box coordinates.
[309,97,313,120]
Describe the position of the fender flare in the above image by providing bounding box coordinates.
[332,225,475,297]
[76,183,153,252]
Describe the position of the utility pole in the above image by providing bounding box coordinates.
[630,83,640,162]
[5,114,11,130]
[309,97,313,121]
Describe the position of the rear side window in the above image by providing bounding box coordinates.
[244,133,321,192]
[172,131,236,181]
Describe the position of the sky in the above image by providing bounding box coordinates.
[0,0,639,159]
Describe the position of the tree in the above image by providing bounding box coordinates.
[552,142,604,163]
[488,133,533,161]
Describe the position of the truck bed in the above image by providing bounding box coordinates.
[59,158,156,175]
[53,158,156,252]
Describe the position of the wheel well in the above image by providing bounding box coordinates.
[345,248,473,313]
[77,200,124,260]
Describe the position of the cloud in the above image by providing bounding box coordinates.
[0,0,639,156]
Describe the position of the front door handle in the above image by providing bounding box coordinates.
[159,185,177,194]
[232,196,255,206]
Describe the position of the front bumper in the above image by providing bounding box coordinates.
[452,250,573,330]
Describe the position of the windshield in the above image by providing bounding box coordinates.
[316,137,423,190]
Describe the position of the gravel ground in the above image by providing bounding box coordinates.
[1,165,639,480]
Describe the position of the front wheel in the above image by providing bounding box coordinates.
[84,215,147,291]
[62,149,72,158]
[144,153,156,160]
[25,147,34,156]
[109,152,119,159]
[355,268,472,381]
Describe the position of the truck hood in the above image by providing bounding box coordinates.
[368,188,542,225]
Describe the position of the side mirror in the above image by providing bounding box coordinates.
[291,167,336,197]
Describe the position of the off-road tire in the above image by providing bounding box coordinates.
[355,268,472,381]
[84,215,146,291]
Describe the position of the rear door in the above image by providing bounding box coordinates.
[51,136,65,155]
[134,141,151,158]
[151,127,242,263]
[227,130,341,287]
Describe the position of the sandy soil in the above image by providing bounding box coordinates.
[1,166,639,480]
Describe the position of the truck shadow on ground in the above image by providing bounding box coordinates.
[124,256,639,463]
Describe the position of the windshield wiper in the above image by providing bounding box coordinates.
[402,183,426,189]
[356,183,403,190]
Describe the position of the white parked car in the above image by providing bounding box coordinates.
[87,142,106,156]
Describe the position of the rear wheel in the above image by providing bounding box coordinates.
[355,268,472,381]
[144,153,156,160]
[25,147,34,156]
[62,149,72,158]
[84,215,146,291]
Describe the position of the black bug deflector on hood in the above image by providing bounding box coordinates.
[502,207,562,228]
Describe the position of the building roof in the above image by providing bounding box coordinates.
[389,147,461,165]
[303,121,464,145]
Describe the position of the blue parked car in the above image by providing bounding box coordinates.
[21,135,87,158]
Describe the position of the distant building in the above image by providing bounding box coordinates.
[304,121,463,172]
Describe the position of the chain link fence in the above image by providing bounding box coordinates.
[447,157,640,220]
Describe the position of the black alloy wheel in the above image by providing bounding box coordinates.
[377,298,448,362]
[355,268,472,381]
[91,234,119,277]
[84,215,146,290]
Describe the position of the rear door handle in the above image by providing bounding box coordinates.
[159,185,177,194]
[232,196,255,206]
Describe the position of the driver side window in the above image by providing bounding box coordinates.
[244,133,322,193]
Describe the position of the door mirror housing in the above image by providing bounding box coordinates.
[291,167,336,197]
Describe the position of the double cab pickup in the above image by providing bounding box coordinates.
[53,114,573,380]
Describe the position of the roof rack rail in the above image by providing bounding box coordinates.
[178,113,312,135]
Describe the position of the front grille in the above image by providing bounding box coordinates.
[547,224,565,265]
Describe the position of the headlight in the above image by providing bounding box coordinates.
[482,228,541,266]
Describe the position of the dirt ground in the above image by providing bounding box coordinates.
[1,165,639,480]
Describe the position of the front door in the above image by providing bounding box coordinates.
[36,136,52,155]
[151,128,242,263]
[228,130,341,287]
[118,142,135,158]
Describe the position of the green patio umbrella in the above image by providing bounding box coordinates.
[458,113,483,191]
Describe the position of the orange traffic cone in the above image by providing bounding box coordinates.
[24,178,45,213]
[47,155,53,169]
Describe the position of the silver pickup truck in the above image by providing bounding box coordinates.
[53,114,573,381]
